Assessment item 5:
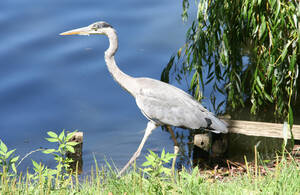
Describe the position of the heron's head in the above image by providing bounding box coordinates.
[60,21,113,36]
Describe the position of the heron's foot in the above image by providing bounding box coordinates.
[174,145,179,155]
[118,150,140,177]
[118,121,157,177]
[171,145,179,176]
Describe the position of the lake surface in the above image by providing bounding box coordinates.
[0,0,196,172]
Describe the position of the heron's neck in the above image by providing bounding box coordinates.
[104,29,137,97]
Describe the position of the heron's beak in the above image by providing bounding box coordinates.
[60,26,91,36]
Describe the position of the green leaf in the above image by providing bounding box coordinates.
[147,155,155,162]
[143,168,151,173]
[32,160,39,169]
[59,130,65,141]
[54,156,61,162]
[66,145,75,153]
[45,138,58,143]
[43,149,56,154]
[190,71,197,90]
[149,150,155,156]
[67,141,78,146]
[161,148,165,159]
[198,71,204,91]
[281,40,292,62]
[5,149,15,159]
[182,0,189,21]
[58,144,65,150]
[256,76,264,90]
[258,0,262,6]
[0,141,8,153]
[263,92,273,102]
[275,0,281,20]
[161,56,175,83]
[10,156,19,163]
[242,0,249,19]
[288,107,294,129]
[289,49,296,71]
[259,16,266,40]
[12,163,17,173]
[142,161,152,167]
[250,99,257,114]
[47,131,58,138]
[270,0,276,9]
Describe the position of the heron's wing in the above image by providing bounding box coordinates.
[135,78,227,133]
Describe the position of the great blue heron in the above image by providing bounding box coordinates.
[60,21,228,176]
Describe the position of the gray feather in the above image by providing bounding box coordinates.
[135,78,228,133]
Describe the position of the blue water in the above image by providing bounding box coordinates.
[0,1,192,172]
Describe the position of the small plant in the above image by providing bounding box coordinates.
[142,149,175,178]
[42,130,78,180]
[141,149,176,193]
[0,139,19,176]
[30,160,56,180]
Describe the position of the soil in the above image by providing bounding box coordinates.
[193,144,300,180]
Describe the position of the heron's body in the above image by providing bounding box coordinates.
[135,77,226,131]
[60,21,228,176]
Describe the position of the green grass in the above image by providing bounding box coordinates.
[1,132,299,194]
[0,157,299,195]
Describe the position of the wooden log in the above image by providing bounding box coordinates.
[194,133,228,158]
[194,133,211,151]
[226,120,300,140]
[193,120,300,163]
[66,132,83,174]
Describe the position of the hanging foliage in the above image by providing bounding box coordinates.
[162,0,299,131]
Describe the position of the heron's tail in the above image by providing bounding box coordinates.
[210,117,228,134]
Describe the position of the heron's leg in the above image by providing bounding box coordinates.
[118,121,157,176]
[166,126,179,173]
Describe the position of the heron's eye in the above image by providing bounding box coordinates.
[91,22,112,30]
[92,25,99,31]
